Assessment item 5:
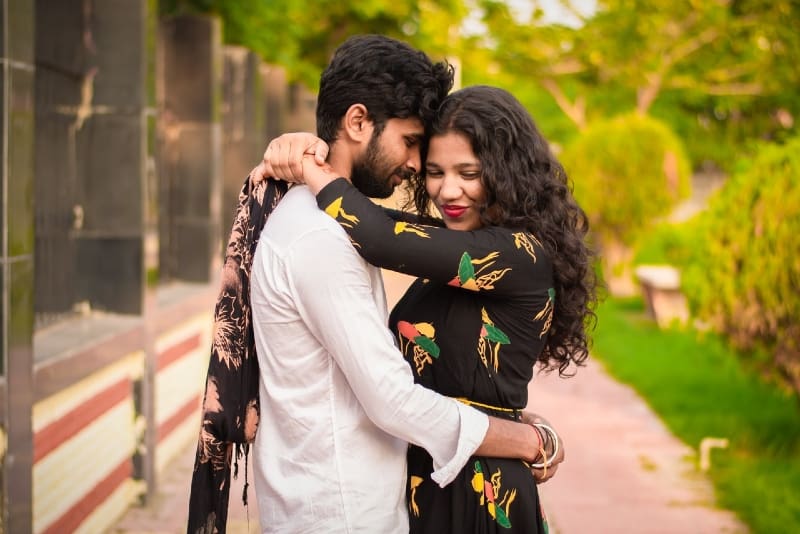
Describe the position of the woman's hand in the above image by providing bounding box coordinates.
[521,411,565,484]
[250,132,329,186]
[301,154,341,195]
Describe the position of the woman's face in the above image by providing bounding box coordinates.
[425,132,487,231]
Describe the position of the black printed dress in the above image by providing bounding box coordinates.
[316,179,553,534]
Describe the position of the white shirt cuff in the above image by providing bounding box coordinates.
[430,403,489,487]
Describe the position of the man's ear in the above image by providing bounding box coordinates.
[342,104,374,143]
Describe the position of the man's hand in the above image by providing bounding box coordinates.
[250,132,329,185]
[521,411,565,484]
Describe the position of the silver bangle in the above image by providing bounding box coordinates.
[529,423,559,469]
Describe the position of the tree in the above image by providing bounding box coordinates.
[476,0,799,145]
[475,1,594,129]
[560,113,691,294]
[160,0,469,88]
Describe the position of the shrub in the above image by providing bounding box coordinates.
[561,114,692,294]
[680,136,800,394]
[561,113,692,248]
[633,221,695,267]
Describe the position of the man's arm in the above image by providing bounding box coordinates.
[251,133,564,482]
[284,224,547,485]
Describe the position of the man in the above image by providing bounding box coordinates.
[249,35,559,533]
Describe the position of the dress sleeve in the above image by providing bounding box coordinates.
[317,178,552,297]
[382,207,445,227]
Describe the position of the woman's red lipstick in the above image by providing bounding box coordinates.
[442,205,467,218]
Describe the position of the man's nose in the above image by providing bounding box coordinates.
[406,147,421,175]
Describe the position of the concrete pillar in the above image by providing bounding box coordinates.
[260,63,289,141]
[2,0,35,529]
[221,46,263,243]
[158,15,223,283]
[35,0,148,316]
[286,82,317,134]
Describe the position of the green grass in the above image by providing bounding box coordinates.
[591,297,800,533]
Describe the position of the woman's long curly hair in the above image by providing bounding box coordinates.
[409,85,598,375]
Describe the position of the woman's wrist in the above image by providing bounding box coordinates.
[302,156,340,195]
[529,422,559,468]
[527,423,544,463]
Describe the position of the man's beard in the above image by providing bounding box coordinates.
[351,134,408,199]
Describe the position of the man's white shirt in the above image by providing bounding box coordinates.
[250,186,489,533]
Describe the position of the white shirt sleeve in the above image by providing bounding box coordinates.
[286,226,489,486]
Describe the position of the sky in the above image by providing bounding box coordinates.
[463,0,598,37]
[509,0,597,27]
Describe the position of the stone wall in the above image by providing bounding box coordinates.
[157,15,223,283]
[35,0,148,317]
[1,0,36,530]
[1,5,317,530]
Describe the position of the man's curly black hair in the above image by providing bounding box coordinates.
[316,34,453,144]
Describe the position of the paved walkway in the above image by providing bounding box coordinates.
[528,361,745,533]
[110,440,257,534]
[112,271,746,533]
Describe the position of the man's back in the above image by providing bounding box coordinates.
[250,185,408,533]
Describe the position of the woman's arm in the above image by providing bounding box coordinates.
[315,176,551,298]
[381,207,444,226]
[258,133,551,298]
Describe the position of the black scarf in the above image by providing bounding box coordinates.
[187,176,288,534]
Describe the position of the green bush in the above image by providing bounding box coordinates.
[632,221,695,266]
[561,113,692,248]
[680,136,800,394]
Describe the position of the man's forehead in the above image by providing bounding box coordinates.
[386,117,424,136]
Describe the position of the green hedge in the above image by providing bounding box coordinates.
[679,137,800,392]
[632,221,694,266]
[561,113,692,248]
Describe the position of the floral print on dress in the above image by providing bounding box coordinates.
[324,196,360,228]
[408,475,424,517]
[533,288,556,338]
[512,231,543,262]
[394,221,431,238]
[398,320,441,375]
[448,251,512,291]
[470,461,517,528]
[478,307,511,373]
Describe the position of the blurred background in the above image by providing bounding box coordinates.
[1,0,798,532]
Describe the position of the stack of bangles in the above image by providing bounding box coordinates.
[529,423,560,479]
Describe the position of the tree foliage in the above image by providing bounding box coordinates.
[159,0,469,88]
[159,0,799,169]
[472,0,799,167]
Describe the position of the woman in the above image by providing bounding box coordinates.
[265,85,596,533]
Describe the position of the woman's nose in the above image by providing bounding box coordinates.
[439,174,461,200]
